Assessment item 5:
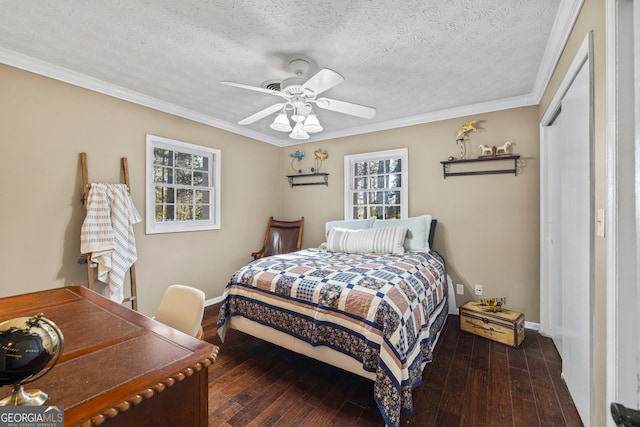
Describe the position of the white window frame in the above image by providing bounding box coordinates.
[343,148,408,220]
[145,134,221,234]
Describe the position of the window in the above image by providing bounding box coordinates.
[344,148,408,220]
[146,134,220,234]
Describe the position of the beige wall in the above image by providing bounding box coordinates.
[281,106,541,322]
[0,64,282,315]
[538,0,607,424]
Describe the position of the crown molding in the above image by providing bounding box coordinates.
[531,0,585,102]
[270,93,538,147]
[0,47,279,143]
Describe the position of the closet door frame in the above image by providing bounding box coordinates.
[606,0,639,422]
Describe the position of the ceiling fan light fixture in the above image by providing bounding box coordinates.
[223,65,374,138]
[302,113,323,133]
[289,123,310,140]
[270,111,292,132]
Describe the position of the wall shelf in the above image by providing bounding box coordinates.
[440,155,520,178]
[287,173,329,187]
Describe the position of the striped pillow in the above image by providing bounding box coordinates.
[326,226,408,255]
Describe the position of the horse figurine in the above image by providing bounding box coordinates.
[496,141,512,156]
[479,144,495,157]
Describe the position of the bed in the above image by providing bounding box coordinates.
[217,215,452,426]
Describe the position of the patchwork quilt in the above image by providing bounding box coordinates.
[217,248,448,426]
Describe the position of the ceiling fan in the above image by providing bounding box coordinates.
[220,59,376,140]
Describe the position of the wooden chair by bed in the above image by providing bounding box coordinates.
[251,216,304,260]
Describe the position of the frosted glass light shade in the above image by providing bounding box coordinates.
[302,114,323,133]
[289,123,310,140]
[270,112,292,132]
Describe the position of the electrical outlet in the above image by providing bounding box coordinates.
[456,284,464,295]
[474,284,483,296]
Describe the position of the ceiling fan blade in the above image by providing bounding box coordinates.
[221,81,279,95]
[315,97,376,119]
[237,103,285,125]
[301,68,345,96]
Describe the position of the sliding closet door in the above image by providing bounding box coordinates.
[558,58,593,427]
[541,34,594,426]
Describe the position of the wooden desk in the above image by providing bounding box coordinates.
[0,286,218,427]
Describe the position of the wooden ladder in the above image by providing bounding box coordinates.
[80,152,138,310]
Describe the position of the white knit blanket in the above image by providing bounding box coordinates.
[80,183,141,303]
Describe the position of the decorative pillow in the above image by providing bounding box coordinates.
[324,217,375,237]
[372,215,433,252]
[326,226,408,255]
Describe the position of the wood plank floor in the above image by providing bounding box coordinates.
[202,305,583,427]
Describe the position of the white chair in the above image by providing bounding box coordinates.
[154,284,205,338]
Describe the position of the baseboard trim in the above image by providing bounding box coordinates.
[206,295,224,307]
[525,321,540,331]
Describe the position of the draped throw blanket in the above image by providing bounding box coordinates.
[80,183,141,303]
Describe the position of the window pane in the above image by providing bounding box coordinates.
[354,162,368,176]
[353,206,367,219]
[369,206,384,219]
[352,191,367,205]
[370,191,384,204]
[370,176,385,189]
[154,166,173,184]
[176,170,192,185]
[196,205,210,220]
[354,177,367,190]
[155,205,164,221]
[176,205,193,221]
[193,155,206,171]
[154,148,173,166]
[388,173,402,188]
[385,191,400,204]
[196,190,210,204]
[155,186,175,204]
[176,189,193,204]
[193,171,206,186]
[386,206,401,219]
[175,152,192,169]
[387,159,401,173]
[155,205,175,221]
[368,160,384,174]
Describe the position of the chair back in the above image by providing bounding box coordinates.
[262,217,304,258]
[155,284,205,337]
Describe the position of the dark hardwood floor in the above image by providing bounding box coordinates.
[202,305,583,427]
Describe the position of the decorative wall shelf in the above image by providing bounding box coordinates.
[287,173,329,187]
[440,155,521,178]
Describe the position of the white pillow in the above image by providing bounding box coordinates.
[325,217,375,237]
[326,226,408,255]
[372,215,432,252]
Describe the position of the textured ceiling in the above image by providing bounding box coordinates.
[0,0,577,146]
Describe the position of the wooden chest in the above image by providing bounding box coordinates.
[460,301,525,347]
